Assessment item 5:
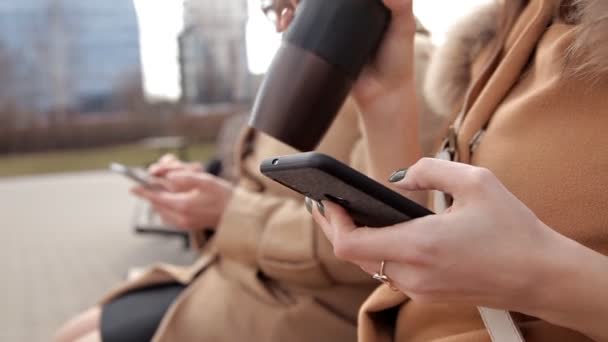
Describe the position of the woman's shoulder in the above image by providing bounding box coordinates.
[424,0,608,118]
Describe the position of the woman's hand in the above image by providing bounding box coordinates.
[274,0,421,185]
[147,154,203,178]
[132,171,233,230]
[311,158,573,312]
[273,0,298,32]
[351,0,417,113]
[312,158,608,340]
[276,0,417,114]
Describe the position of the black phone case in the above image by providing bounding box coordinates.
[260,152,433,227]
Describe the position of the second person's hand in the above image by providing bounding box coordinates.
[147,153,204,178]
[132,171,234,231]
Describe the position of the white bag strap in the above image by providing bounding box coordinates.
[434,190,524,342]
[478,307,524,342]
[432,165,525,342]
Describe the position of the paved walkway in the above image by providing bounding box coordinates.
[0,172,197,341]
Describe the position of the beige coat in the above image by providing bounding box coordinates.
[359,0,608,341]
[102,99,381,341]
[99,30,440,341]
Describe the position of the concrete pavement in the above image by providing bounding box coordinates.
[0,172,197,341]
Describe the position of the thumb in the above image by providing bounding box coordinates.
[382,0,415,33]
[383,0,413,16]
[323,200,357,230]
[159,153,179,164]
[277,7,294,32]
[166,172,209,193]
[390,158,475,196]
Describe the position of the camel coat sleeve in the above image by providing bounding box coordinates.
[212,99,377,288]
[211,28,440,292]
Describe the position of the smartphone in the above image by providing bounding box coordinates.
[109,163,166,191]
[260,152,433,228]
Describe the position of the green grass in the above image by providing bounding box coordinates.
[0,143,216,178]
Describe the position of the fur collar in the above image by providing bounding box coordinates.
[424,0,608,117]
[566,0,608,77]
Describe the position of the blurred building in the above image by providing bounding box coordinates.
[179,0,259,105]
[0,0,141,114]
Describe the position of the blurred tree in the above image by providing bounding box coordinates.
[111,68,147,114]
[18,0,81,124]
[0,40,20,129]
[44,0,79,122]
[111,67,184,127]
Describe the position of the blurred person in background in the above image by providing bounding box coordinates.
[55,1,440,341]
[300,0,608,341]
[58,84,373,342]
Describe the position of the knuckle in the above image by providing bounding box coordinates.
[189,162,204,172]
[407,234,440,265]
[333,238,356,261]
[163,153,177,161]
[468,167,494,189]
[418,157,434,167]
[412,158,432,174]
[406,158,435,185]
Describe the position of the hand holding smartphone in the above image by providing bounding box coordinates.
[260,152,433,228]
[109,163,168,191]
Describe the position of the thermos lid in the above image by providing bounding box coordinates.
[284,0,390,78]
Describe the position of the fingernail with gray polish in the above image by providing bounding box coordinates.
[305,197,313,214]
[389,168,408,183]
[316,201,325,217]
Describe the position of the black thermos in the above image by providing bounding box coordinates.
[249,0,390,151]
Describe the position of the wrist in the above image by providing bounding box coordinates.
[525,223,608,339]
[518,223,567,313]
[358,88,422,182]
[356,81,417,120]
[358,83,420,148]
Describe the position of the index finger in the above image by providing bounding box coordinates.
[329,212,444,265]
[149,164,185,178]
[159,153,178,164]
[396,158,480,196]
